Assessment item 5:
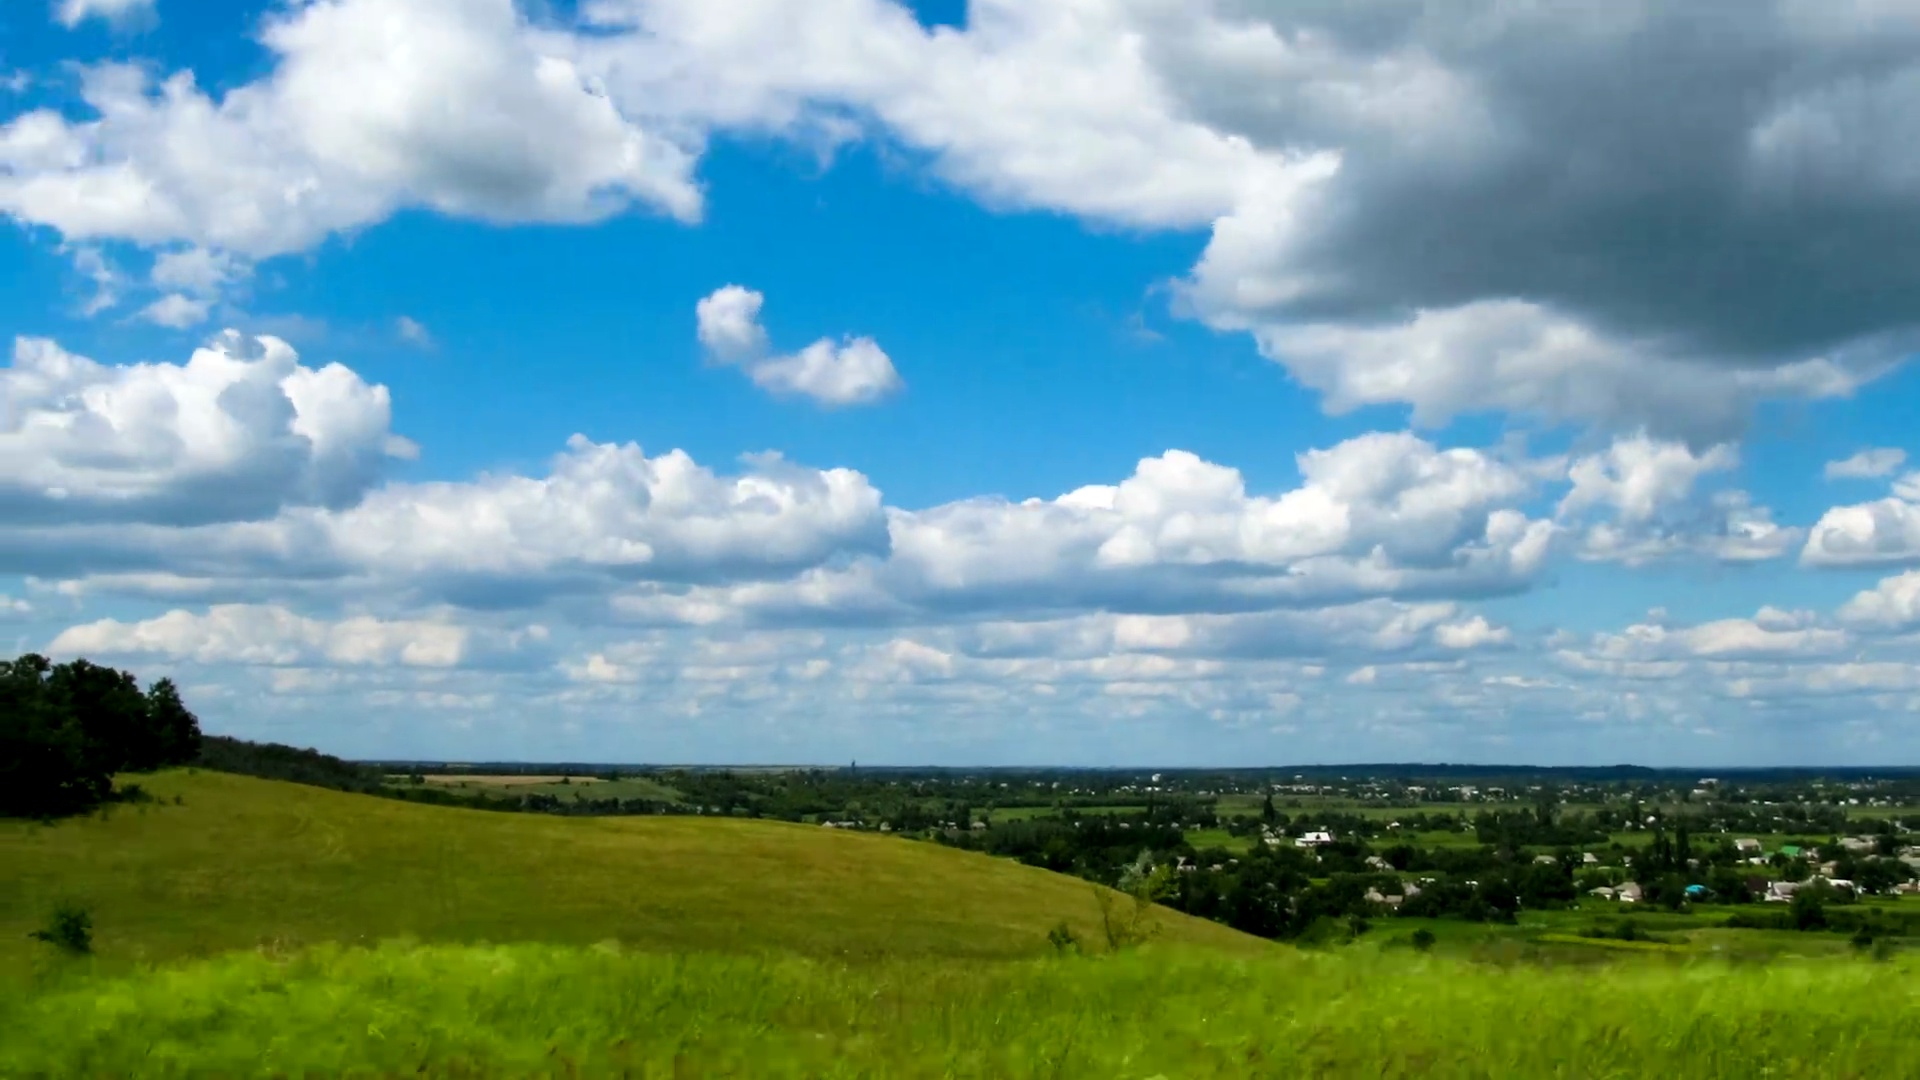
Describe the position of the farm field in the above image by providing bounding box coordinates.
[1183,827,1255,854]
[6,940,1915,1076]
[0,771,1260,985]
[389,773,686,803]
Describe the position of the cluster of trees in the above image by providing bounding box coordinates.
[1473,804,1610,849]
[939,815,1192,884]
[1,654,201,817]
[196,735,387,795]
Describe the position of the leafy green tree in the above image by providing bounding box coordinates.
[1791,890,1828,932]
[1708,865,1753,904]
[49,658,150,775]
[0,655,109,817]
[142,677,202,768]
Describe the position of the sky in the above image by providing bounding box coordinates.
[4,0,1920,767]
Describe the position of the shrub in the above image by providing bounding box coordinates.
[1047,920,1081,954]
[28,904,93,955]
[1410,928,1436,952]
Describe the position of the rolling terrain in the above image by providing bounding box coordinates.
[8,770,1919,1076]
[0,769,1258,982]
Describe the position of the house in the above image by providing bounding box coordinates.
[970,820,988,831]
[1296,830,1335,847]
[1840,837,1876,853]
[1765,881,1800,902]
[1364,888,1404,908]
[1778,845,1803,858]
[1734,838,1762,854]
[1534,854,1558,865]
[1616,882,1643,903]
[1589,886,1616,900]
[1825,878,1857,894]
[1365,855,1392,870]
[1582,852,1600,865]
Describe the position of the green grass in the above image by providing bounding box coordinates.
[5,940,1916,1077]
[0,771,1260,984]
[1184,827,1255,854]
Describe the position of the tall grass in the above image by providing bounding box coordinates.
[5,941,1915,1077]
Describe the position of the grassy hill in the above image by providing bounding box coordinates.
[6,940,1916,1076]
[0,769,1259,980]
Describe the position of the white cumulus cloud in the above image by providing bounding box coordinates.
[0,332,410,525]
[3,0,700,258]
[696,284,902,406]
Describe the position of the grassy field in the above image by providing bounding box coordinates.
[1184,826,1256,854]
[0,771,1260,984]
[5,940,1916,1077]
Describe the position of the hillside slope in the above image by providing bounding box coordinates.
[1,770,1260,977]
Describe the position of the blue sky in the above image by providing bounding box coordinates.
[5,0,1920,766]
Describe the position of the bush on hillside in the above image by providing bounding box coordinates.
[1,655,202,818]
[28,903,93,955]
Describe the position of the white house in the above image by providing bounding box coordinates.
[1734,838,1762,854]
[1616,882,1643,903]
[1296,830,1335,847]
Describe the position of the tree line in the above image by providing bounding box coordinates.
[2,654,202,817]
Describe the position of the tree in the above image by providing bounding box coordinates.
[49,658,149,775]
[1790,890,1828,932]
[143,678,202,769]
[0,655,109,817]
[1261,792,1277,824]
